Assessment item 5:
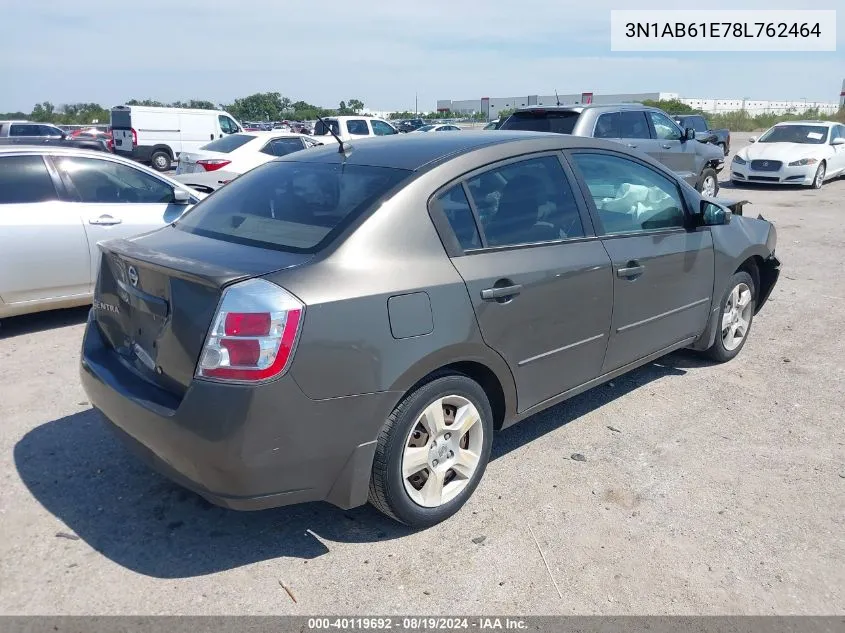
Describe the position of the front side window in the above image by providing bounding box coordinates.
[55,156,175,204]
[690,117,710,133]
[465,155,585,248]
[218,116,239,134]
[648,111,682,141]
[175,161,411,253]
[345,119,370,136]
[570,152,686,235]
[371,120,397,136]
[0,155,58,203]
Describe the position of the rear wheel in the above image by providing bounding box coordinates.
[697,167,719,197]
[704,271,756,363]
[369,373,493,528]
[150,150,171,172]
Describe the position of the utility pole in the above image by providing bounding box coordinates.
[415,93,418,117]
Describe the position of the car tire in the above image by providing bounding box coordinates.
[697,167,719,197]
[150,150,172,172]
[369,372,494,528]
[704,271,756,363]
[810,161,826,189]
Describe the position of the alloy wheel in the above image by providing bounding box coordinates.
[721,282,753,351]
[702,175,717,197]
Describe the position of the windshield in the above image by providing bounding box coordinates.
[176,161,412,253]
[499,111,580,134]
[758,125,829,144]
[200,134,255,153]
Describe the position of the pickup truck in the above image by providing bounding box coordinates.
[312,116,400,144]
[670,114,730,156]
[499,103,725,196]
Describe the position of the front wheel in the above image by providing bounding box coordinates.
[697,167,719,197]
[704,271,756,363]
[369,373,493,528]
[810,162,826,189]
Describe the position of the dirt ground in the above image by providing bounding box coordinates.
[1,133,843,614]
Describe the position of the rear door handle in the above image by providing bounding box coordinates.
[89,215,122,226]
[626,143,637,148]
[661,143,672,149]
[480,284,522,301]
[617,262,644,278]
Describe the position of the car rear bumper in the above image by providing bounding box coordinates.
[80,312,400,511]
[731,163,815,185]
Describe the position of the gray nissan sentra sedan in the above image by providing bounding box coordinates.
[80,131,780,528]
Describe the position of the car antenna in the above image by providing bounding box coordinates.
[555,89,560,106]
[316,115,352,156]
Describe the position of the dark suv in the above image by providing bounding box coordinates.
[500,104,725,196]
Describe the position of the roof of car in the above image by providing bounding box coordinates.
[774,120,836,126]
[513,103,663,114]
[277,130,618,171]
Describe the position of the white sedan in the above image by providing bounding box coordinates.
[173,131,323,192]
[0,146,204,319]
[412,124,463,132]
[730,120,845,189]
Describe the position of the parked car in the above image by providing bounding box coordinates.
[80,131,780,528]
[671,114,731,155]
[0,135,112,153]
[413,124,462,133]
[110,105,243,172]
[730,120,845,189]
[0,120,66,140]
[499,104,725,196]
[173,132,323,192]
[0,146,204,319]
[397,118,426,133]
[313,116,399,143]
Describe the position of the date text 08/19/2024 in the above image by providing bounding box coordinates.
[624,22,822,39]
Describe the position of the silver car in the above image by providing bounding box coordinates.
[0,146,204,319]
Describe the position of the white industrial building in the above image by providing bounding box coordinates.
[437,83,844,118]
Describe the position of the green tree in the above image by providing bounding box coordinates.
[347,98,364,114]
[226,92,288,121]
[31,101,56,122]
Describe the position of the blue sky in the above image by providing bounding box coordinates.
[0,0,842,113]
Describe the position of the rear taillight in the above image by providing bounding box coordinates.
[197,159,231,172]
[196,279,304,383]
[131,128,138,146]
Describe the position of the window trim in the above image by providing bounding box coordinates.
[0,153,63,204]
[46,154,177,204]
[426,150,598,257]
[562,148,694,240]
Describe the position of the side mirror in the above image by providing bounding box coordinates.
[685,128,696,141]
[173,188,192,204]
[748,136,757,143]
[831,137,845,146]
[700,200,731,226]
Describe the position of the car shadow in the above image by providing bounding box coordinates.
[15,352,701,578]
[0,306,89,339]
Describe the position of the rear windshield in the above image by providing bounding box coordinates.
[200,134,255,153]
[500,111,580,134]
[111,109,131,129]
[314,119,340,136]
[175,161,412,253]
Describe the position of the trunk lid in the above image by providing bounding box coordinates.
[92,226,313,398]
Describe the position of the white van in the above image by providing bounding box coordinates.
[110,105,242,171]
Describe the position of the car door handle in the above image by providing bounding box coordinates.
[661,143,672,149]
[626,143,638,148]
[89,215,122,225]
[617,262,644,278]
[480,284,522,301]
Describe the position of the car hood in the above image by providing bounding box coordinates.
[738,142,824,162]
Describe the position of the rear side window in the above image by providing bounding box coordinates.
[10,124,41,136]
[314,119,340,136]
[176,161,412,253]
[201,134,255,153]
[261,137,306,157]
[500,111,580,134]
[0,155,58,203]
[434,185,481,251]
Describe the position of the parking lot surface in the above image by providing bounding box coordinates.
[1,133,843,615]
